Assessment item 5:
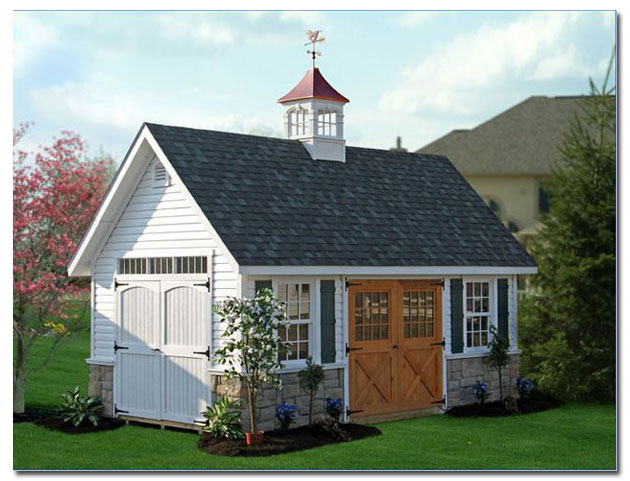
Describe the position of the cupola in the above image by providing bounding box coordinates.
[278,31,349,162]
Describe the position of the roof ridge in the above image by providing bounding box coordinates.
[467,95,545,133]
[145,122,296,144]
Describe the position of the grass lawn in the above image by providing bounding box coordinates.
[14,334,616,470]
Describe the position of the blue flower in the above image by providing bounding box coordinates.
[275,400,296,427]
[516,376,535,396]
[325,397,343,420]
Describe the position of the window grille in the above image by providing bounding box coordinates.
[118,256,207,275]
[277,282,311,361]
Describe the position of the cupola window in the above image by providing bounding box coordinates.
[289,107,308,137]
[317,110,337,137]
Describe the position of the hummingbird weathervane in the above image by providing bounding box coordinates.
[305,30,325,68]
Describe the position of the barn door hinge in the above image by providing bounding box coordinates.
[429,279,445,290]
[345,343,363,356]
[115,406,129,415]
[345,279,362,291]
[193,347,211,360]
[194,279,210,291]
[431,396,446,405]
[114,279,129,290]
[430,338,446,348]
[114,341,128,352]
[346,407,363,417]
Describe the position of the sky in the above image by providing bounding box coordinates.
[13,10,616,163]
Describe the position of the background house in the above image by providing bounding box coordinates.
[417,96,587,295]
[417,96,588,247]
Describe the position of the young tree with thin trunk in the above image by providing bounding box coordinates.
[214,288,290,435]
[13,125,111,413]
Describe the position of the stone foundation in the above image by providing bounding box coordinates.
[87,363,114,417]
[446,353,520,407]
[211,368,345,432]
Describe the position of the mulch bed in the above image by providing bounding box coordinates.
[13,407,61,424]
[34,416,125,434]
[446,395,560,417]
[198,422,381,457]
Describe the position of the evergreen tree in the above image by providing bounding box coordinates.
[520,55,616,402]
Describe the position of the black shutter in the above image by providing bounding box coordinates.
[497,278,509,340]
[450,279,464,353]
[255,280,272,295]
[320,280,336,364]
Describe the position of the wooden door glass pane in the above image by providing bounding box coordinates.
[353,291,389,341]
[403,290,435,338]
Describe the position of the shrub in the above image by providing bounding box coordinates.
[516,376,535,397]
[60,386,101,427]
[202,397,244,440]
[275,400,296,430]
[472,380,489,405]
[298,357,324,424]
[325,397,343,421]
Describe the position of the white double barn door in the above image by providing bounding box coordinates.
[115,280,210,424]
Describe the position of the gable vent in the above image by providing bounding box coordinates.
[153,163,169,187]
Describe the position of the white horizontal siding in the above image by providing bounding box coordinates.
[91,155,238,361]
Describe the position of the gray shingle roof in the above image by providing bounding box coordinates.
[146,123,535,268]
[418,96,587,176]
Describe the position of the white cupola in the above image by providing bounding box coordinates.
[278,36,349,162]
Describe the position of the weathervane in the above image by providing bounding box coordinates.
[305,30,325,68]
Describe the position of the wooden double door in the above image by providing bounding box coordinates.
[348,280,443,418]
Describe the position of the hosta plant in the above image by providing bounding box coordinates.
[202,397,245,440]
[60,386,101,427]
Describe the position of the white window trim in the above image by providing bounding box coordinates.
[462,277,497,354]
[272,278,317,369]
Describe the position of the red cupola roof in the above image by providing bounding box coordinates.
[278,68,349,104]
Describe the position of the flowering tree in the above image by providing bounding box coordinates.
[13,124,112,413]
[214,288,290,434]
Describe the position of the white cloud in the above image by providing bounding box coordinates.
[156,14,238,46]
[279,11,324,26]
[13,15,60,72]
[531,44,590,80]
[28,73,282,156]
[380,12,594,115]
[398,12,438,27]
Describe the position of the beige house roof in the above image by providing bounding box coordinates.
[418,96,587,176]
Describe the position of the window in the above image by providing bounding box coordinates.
[354,292,389,341]
[403,290,434,338]
[539,183,550,214]
[317,110,337,137]
[289,108,308,137]
[119,258,147,275]
[507,221,520,234]
[118,256,207,275]
[465,281,491,349]
[487,199,501,219]
[277,282,311,361]
[175,256,208,274]
[150,257,173,274]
